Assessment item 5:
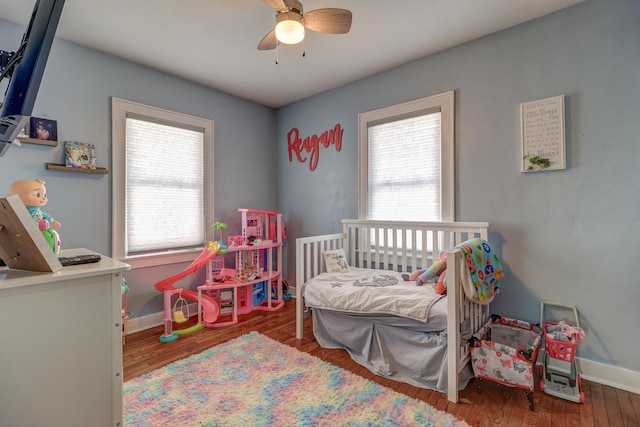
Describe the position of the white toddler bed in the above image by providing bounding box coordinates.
[296,219,492,403]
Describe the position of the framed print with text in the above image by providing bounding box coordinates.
[521,95,566,172]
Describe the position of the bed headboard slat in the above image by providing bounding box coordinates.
[339,219,489,273]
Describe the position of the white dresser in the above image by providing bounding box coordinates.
[0,249,130,427]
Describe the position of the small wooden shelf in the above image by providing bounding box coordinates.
[46,163,109,174]
[18,137,58,147]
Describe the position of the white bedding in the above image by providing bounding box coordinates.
[303,267,444,322]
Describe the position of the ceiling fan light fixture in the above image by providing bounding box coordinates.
[275,12,305,45]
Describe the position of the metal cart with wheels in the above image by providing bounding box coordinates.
[539,301,585,404]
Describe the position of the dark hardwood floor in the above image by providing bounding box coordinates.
[123,300,639,426]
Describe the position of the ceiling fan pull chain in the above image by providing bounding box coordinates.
[302,17,306,57]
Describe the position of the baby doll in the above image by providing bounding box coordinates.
[9,179,61,229]
[402,252,447,286]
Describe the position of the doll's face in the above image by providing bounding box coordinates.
[9,180,48,207]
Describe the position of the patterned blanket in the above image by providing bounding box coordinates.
[456,238,504,304]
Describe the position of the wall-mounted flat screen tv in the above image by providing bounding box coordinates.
[0,0,65,156]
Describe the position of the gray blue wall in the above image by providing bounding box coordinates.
[278,0,640,373]
[0,19,278,321]
[1,0,638,376]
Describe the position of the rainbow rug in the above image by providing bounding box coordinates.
[124,331,468,426]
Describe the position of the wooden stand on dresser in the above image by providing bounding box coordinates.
[0,249,130,427]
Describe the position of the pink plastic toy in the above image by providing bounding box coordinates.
[155,246,222,343]
[197,208,285,328]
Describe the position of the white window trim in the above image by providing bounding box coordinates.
[357,90,455,221]
[111,97,214,269]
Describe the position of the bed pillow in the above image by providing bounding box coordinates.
[323,248,349,273]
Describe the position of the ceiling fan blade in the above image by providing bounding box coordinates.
[304,8,352,34]
[262,0,287,12]
[257,29,278,50]
[283,0,303,13]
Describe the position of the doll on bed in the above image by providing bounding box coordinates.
[404,239,504,303]
[402,252,448,292]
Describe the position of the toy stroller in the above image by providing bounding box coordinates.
[539,301,585,403]
[470,314,542,411]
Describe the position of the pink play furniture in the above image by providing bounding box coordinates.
[197,208,285,327]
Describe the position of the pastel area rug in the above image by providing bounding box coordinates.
[124,331,468,426]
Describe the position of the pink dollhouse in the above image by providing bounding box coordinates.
[198,208,284,327]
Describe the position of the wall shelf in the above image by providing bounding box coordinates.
[18,137,58,147]
[46,163,109,174]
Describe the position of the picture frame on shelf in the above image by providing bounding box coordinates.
[29,117,58,141]
[64,141,96,169]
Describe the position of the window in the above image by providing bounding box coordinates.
[112,98,214,268]
[358,91,454,222]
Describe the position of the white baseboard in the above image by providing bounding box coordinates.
[128,290,640,394]
[126,311,164,334]
[125,302,198,335]
[577,357,640,394]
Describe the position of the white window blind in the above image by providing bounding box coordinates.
[367,112,441,221]
[358,91,455,222]
[125,118,204,254]
[112,97,214,268]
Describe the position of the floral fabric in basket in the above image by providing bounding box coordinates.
[470,316,542,391]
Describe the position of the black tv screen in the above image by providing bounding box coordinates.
[0,0,65,156]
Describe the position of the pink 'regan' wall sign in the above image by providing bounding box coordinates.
[287,123,343,172]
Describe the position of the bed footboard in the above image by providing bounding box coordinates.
[446,249,490,403]
[295,232,344,340]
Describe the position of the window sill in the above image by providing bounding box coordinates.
[120,248,204,269]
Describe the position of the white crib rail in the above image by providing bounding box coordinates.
[295,232,344,340]
[446,249,490,403]
[341,219,488,271]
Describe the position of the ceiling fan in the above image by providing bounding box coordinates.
[258,0,352,50]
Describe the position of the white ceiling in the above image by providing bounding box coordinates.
[0,0,584,108]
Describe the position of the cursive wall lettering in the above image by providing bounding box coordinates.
[287,123,343,172]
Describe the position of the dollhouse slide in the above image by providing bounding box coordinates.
[154,247,221,323]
